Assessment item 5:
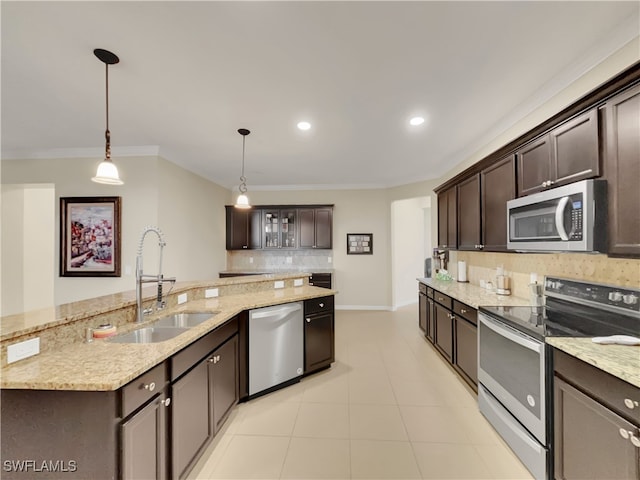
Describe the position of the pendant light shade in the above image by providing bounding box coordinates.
[235,128,251,209]
[92,48,123,185]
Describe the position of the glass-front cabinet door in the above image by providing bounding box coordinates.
[263,209,297,248]
[280,209,297,248]
[263,210,280,248]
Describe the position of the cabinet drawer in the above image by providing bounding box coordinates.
[121,362,168,418]
[419,283,427,295]
[304,295,334,316]
[171,317,238,382]
[453,300,477,326]
[427,287,434,299]
[554,349,640,425]
[433,291,452,309]
[310,273,332,289]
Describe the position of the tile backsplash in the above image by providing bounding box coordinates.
[227,250,333,271]
[451,251,640,299]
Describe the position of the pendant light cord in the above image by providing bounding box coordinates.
[239,134,247,194]
[104,62,111,161]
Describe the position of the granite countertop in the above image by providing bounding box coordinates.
[417,277,533,308]
[547,337,640,389]
[1,280,335,392]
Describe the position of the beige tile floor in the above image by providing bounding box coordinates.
[187,304,535,480]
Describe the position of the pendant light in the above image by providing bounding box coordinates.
[235,128,251,209]
[92,48,123,185]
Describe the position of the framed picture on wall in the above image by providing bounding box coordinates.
[347,233,373,255]
[60,196,121,277]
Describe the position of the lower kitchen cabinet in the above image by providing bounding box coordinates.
[309,272,332,289]
[433,302,454,363]
[211,335,239,433]
[121,388,170,480]
[418,283,427,333]
[303,296,335,374]
[554,349,640,480]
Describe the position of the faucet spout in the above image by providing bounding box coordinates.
[136,226,175,322]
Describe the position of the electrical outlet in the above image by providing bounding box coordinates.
[125,265,132,276]
[294,278,303,287]
[205,288,219,298]
[7,337,40,364]
[286,256,293,264]
[328,256,332,264]
[249,257,254,264]
[178,293,188,304]
[274,280,285,289]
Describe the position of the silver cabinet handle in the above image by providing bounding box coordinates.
[144,382,156,392]
[208,357,215,363]
[620,428,630,439]
[242,245,247,249]
[624,398,639,409]
[217,355,221,362]
[631,434,640,448]
[161,398,171,407]
[461,309,467,314]
[319,303,324,308]
[306,318,311,323]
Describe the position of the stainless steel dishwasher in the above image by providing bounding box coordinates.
[249,301,304,396]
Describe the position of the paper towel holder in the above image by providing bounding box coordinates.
[457,260,468,283]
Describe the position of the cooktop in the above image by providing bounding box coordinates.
[480,277,640,342]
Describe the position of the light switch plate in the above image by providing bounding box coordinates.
[178,293,188,304]
[294,278,303,287]
[274,280,285,289]
[7,337,40,364]
[249,257,254,264]
[205,288,219,298]
[328,256,332,263]
[286,256,293,264]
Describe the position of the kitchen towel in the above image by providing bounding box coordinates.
[457,261,467,282]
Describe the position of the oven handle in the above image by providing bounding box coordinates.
[479,314,544,353]
[555,196,570,241]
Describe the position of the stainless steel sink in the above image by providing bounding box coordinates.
[151,312,217,328]
[109,326,189,344]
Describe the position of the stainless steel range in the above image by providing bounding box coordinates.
[478,276,639,480]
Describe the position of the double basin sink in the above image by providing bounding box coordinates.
[109,312,217,344]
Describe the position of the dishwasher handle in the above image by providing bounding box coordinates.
[251,303,302,320]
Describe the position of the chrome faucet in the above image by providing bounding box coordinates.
[136,226,176,322]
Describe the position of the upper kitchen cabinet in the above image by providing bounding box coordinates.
[299,207,333,249]
[437,186,457,249]
[517,108,600,196]
[263,208,297,249]
[481,155,516,251]
[457,174,481,250]
[604,84,640,256]
[225,206,262,250]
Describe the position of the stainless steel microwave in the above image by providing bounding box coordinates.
[507,179,607,252]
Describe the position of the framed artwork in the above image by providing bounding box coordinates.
[347,233,373,255]
[60,196,121,277]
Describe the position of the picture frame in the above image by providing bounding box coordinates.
[60,196,121,277]
[347,233,373,255]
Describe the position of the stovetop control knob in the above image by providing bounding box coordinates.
[623,294,638,305]
[609,292,623,302]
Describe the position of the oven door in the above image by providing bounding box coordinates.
[478,312,546,444]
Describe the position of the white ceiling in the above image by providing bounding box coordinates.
[2,1,638,190]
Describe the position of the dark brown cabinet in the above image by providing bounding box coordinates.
[517,109,600,196]
[438,186,457,249]
[303,296,335,374]
[418,283,427,333]
[433,302,453,363]
[457,174,482,250]
[604,84,640,256]
[121,389,170,480]
[264,208,297,249]
[299,207,333,249]
[211,335,239,433]
[426,296,435,343]
[481,155,516,251]
[452,300,478,389]
[309,272,332,289]
[225,206,262,250]
[554,349,640,480]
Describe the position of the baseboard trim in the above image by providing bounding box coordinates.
[335,305,393,311]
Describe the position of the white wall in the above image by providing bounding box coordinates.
[1,184,55,315]
[1,155,229,308]
[391,196,430,309]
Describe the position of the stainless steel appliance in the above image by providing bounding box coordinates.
[249,302,304,396]
[478,277,640,480]
[507,179,606,252]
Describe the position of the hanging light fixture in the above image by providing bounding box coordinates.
[235,128,251,209]
[92,48,123,185]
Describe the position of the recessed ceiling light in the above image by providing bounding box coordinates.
[409,116,425,126]
[297,121,311,131]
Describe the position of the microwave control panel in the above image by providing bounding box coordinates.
[568,197,583,240]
